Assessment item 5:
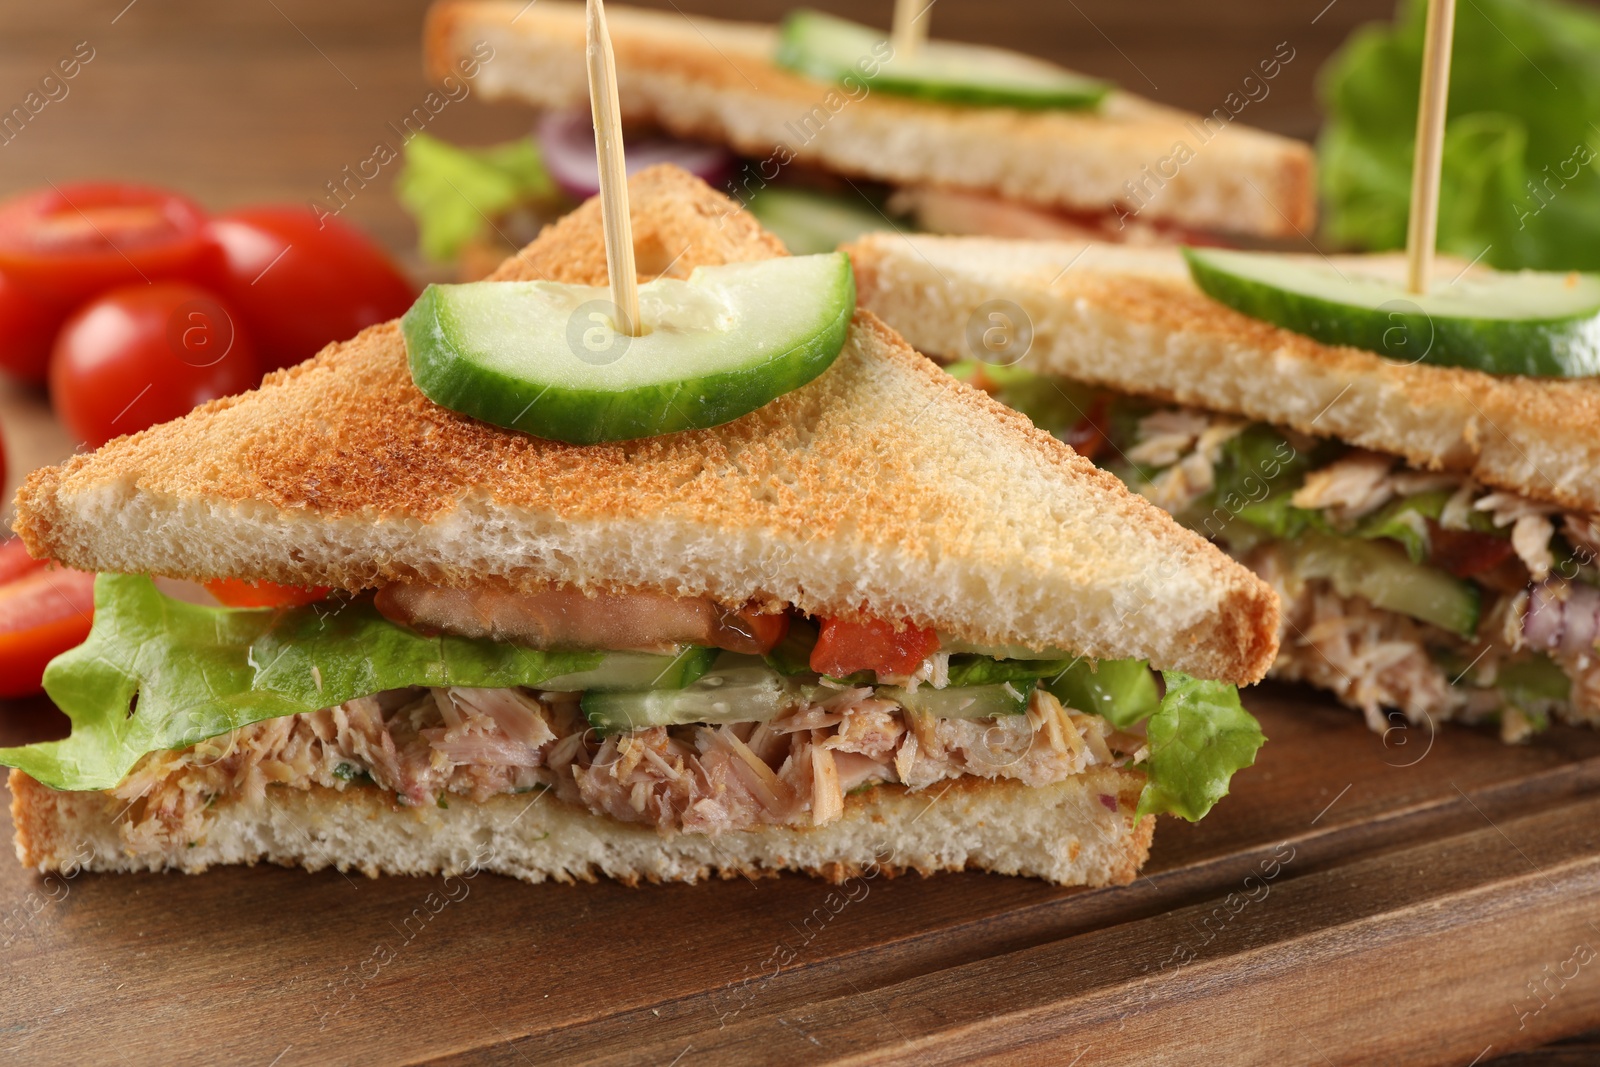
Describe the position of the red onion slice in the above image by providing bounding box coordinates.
[536,111,736,201]
[1522,581,1600,655]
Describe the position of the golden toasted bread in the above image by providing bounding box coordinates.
[848,233,1600,514]
[425,0,1315,239]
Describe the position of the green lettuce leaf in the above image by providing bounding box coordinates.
[1320,0,1600,270]
[1136,672,1265,821]
[1043,657,1160,728]
[2,574,597,791]
[395,133,556,261]
[1047,660,1262,820]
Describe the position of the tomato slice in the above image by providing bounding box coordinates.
[722,608,790,655]
[1428,524,1517,579]
[1064,395,1110,462]
[0,566,96,698]
[204,578,331,609]
[810,616,940,677]
[0,538,45,586]
[0,182,212,305]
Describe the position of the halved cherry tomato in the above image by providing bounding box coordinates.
[0,270,73,383]
[1428,523,1517,579]
[0,565,96,698]
[0,182,213,306]
[0,538,45,587]
[49,281,261,448]
[203,578,331,609]
[206,207,416,371]
[810,616,940,677]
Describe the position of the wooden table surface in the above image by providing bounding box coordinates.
[4,0,1600,1064]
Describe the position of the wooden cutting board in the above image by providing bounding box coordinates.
[2,390,1599,1066]
[0,689,1597,1066]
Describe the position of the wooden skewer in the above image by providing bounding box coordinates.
[891,0,930,60]
[586,0,640,336]
[1405,0,1456,295]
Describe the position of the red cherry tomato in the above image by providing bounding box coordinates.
[0,270,73,383]
[0,538,45,587]
[810,616,940,678]
[206,207,416,371]
[204,578,331,609]
[49,281,261,448]
[0,564,96,698]
[0,182,213,306]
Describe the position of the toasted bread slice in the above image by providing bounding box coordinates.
[424,0,1315,240]
[14,166,1277,684]
[9,766,1154,886]
[847,233,1600,514]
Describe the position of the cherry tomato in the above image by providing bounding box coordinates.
[0,182,212,306]
[0,270,73,383]
[1428,524,1517,579]
[810,616,940,678]
[0,538,45,587]
[206,207,416,371]
[0,565,96,698]
[49,281,261,448]
[203,578,331,609]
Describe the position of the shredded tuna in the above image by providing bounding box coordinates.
[111,681,1136,849]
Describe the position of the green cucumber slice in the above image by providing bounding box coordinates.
[937,636,1077,661]
[403,253,855,444]
[748,188,892,256]
[1183,247,1600,378]
[943,654,1076,687]
[1285,531,1481,638]
[581,657,798,734]
[539,646,717,693]
[880,681,1030,719]
[775,10,1108,111]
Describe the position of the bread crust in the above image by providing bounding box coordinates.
[849,234,1600,515]
[12,166,1278,684]
[425,0,1315,239]
[9,766,1156,887]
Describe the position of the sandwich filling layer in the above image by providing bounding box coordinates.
[970,364,1599,740]
[2,572,1265,843]
[112,682,1135,853]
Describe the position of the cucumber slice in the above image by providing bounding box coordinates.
[581,657,798,734]
[1285,531,1481,638]
[1183,247,1600,378]
[539,646,717,693]
[776,10,1108,111]
[748,188,893,256]
[880,681,1030,719]
[403,253,855,444]
[944,654,1076,687]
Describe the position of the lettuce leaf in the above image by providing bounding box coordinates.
[1320,0,1600,270]
[1136,672,1265,821]
[2,574,597,791]
[395,133,556,261]
[1047,660,1262,820]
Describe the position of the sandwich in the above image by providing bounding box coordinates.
[847,232,1600,742]
[418,0,1315,253]
[3,166,1277,886]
